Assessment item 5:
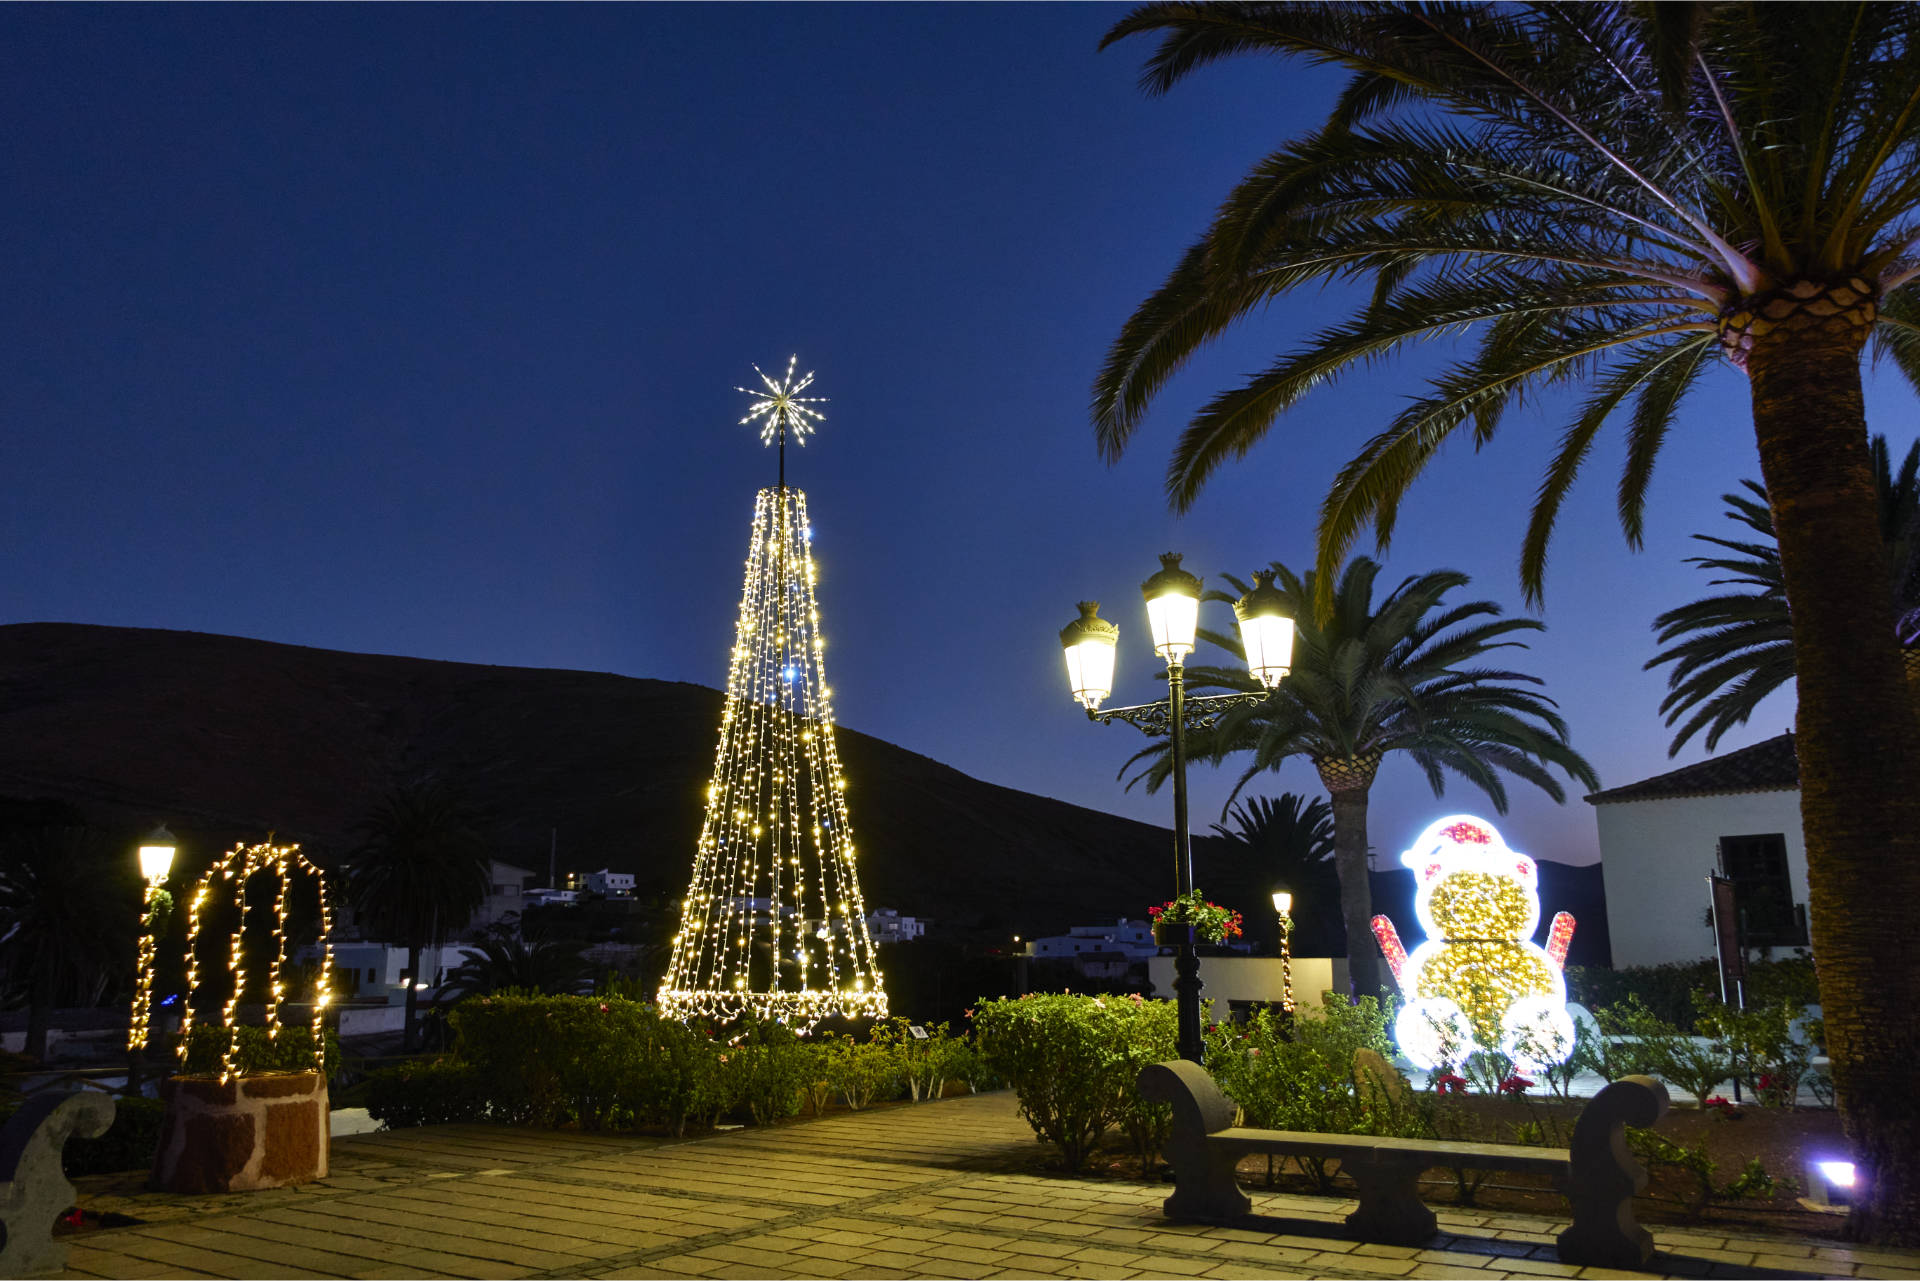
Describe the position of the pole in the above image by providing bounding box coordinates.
[1277,908,1295,1034]
[1167,658,1205,1063]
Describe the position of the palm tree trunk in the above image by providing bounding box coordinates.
[1322,778,1381,1003]
[1746,310,1920,1245]
[403,942,422,1053]
[25,961,55,1063]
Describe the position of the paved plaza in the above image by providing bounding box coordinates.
[59,1092,1920,1281]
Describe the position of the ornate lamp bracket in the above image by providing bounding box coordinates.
[1089,690,1269,736]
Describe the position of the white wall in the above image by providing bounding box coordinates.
[1594,789,1807,968]
[1147,956,1351,1022]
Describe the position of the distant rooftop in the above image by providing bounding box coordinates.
[1585,732,1797,805]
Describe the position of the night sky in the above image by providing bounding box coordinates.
[7,5,1912,874]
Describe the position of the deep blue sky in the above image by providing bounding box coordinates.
[6,5,1912,878]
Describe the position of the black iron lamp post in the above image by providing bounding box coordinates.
[1059,558,1294,1063]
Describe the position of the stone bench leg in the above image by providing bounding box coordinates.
[1163,1141,1252,1222]
[1556,1075,1669,1269]
[1342,1151,1437,1246]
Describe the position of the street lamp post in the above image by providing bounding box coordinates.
[1059,558,1294,1063]
[1271,888,1296,1027]
[129,823,178,1094]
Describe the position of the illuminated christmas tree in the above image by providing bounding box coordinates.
[657,358,887,1026]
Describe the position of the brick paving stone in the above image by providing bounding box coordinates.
[1202,1263,1313,1280]
[1498,1258,1586,1276]
[1572,1270,1664,1280]
[1064,1245,1147,1267]
[853,1249,936,1269]
[931,1244,1013,1266]
[1415,1248,1500,1269]
[992,1239,1090,1260]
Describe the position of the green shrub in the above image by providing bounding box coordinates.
[449,994,729,1134]
[972,993,1174,1171]
[175,1025,340,1079]
[1203,1000,1418,1192]
[822,1033,899,1111]
[728,1020,814,1125]
[1567,956,1819,1032]
[1692,994,1816,1108]
[874,1019,968,1102]
[363,1059,489,1128]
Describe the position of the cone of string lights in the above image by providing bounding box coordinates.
[657,357,887,1027]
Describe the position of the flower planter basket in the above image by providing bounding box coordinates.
[151,1070,329,1193]
[1153,920,1199,948]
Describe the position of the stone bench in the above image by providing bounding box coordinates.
[0,1089,116,1279]
[1137,1059,1670,1269]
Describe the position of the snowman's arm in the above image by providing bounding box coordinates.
[1546,912,1576,970]
[1370,915,1409,990]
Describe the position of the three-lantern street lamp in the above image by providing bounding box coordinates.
[1059,555,1294,1063]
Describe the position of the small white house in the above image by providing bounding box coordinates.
[1024,919,1160,964]
[865,909,925,943]
[1587,732,1808,968]
[579,868,636,897]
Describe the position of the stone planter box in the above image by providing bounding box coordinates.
[152,1071,329,1193]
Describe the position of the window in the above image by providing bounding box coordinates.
[1718,833,1804,947]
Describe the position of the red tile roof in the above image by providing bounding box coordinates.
[1585,732,1798,804]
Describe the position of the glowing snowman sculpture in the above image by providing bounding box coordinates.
[1370,816,1578,1073]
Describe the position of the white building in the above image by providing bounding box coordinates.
[579,867,636,897]
[472,861,538,932]
[1587,732,1808,968]
[1024,919,1159,964]
[305,941,470,1003]
[865,909,925,943]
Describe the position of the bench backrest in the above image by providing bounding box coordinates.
[1137,1059,1238,1137]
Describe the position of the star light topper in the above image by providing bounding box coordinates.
[737,355,827,449]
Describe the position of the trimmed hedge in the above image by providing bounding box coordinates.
[362,995,960,1136]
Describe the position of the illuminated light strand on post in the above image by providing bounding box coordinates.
[174,841,335,1083]
[128,881,165,1052]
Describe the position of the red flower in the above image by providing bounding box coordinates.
[1498,1074,1534,1096]
[63,1208,84,1228]
[1703,1094,1733,1108]
[1434,1073,1468,1096]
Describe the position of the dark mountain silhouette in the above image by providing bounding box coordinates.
[0,622,1610,959]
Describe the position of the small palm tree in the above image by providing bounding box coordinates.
[0,803,137,1061]
[437,921,594,1004]
[346,778,494,1051]
[1210,793,1341,958]
[1124,558,1598,1001]
[1649,435,1920,753]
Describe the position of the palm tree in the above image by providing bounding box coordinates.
[1209,793,1341,957]
[437,918,595,1003]
[1124,558,1598,1002]
[1092,4,1920,1238]
[346,778,494,1051]
[1649,435,1920,753]
[0,803,138,1061]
